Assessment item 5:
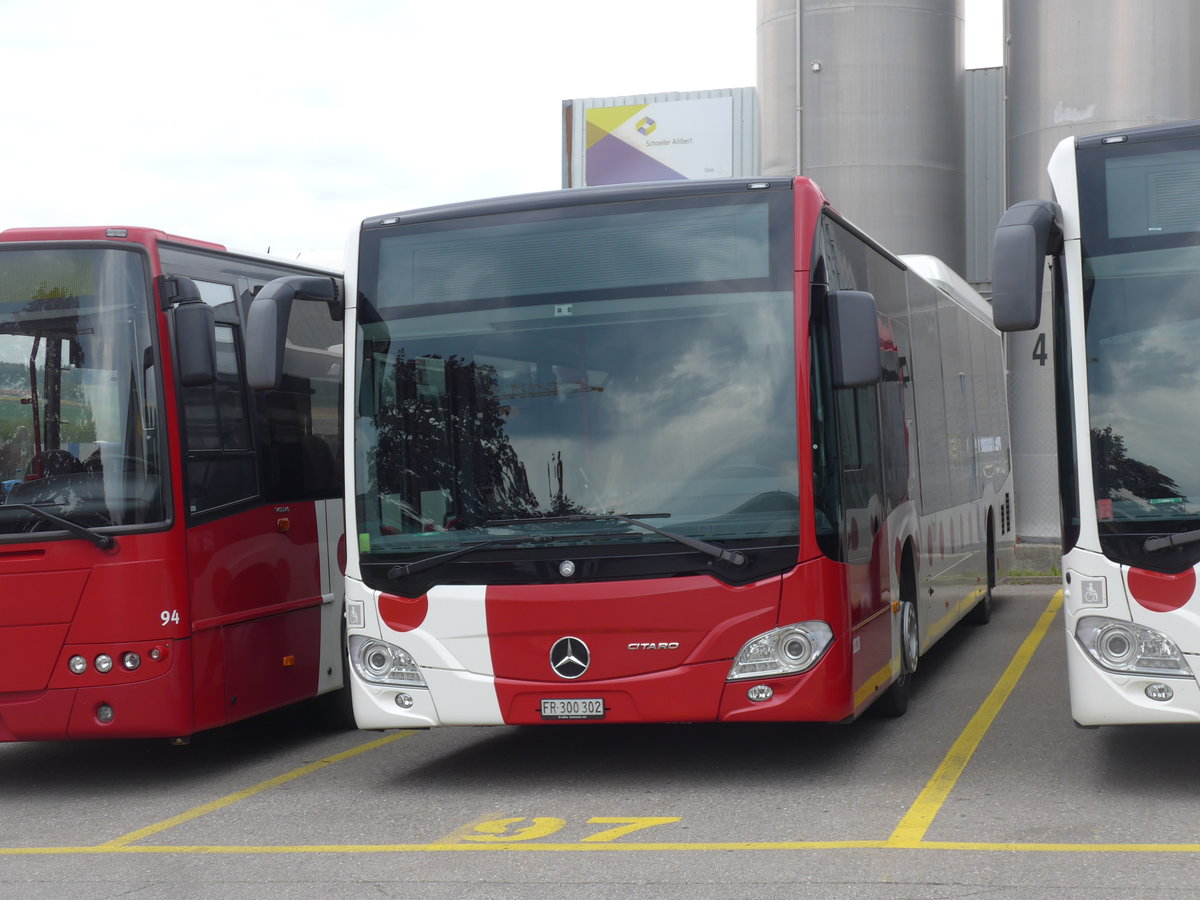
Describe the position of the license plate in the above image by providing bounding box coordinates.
[540,698,605,720]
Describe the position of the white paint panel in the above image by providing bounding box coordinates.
[424,667,503,725]
[316,497,347,694]
[358,582,502,727]
[422,584,494,676]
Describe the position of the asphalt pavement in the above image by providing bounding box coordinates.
[3,582,1198,898]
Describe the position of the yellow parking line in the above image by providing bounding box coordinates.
[16,591,1198,857]
[10,839,1200,854]
[888,590,1063,846]
[94,731,416,849]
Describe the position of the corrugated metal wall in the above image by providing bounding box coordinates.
[964,67,1004,289]
[1004,0,1200,543]
[756,0,966,273]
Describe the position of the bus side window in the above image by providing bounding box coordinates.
[181,324,258,514]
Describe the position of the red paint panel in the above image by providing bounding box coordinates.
[64,641,194,739]
[0,624,70,691]
[379,592,429,632]
[191,629,225,733]
[0,226,225,252]
[718,652,852,722]
[851,608,895,710]
[0,641,194,741]
[486,576,781,684]
[0,691,75,741]
[219,606,321,724]
[499,660,732,724]
[66,558,187,643]
[778,558,851,632]
[1128,567,1196,613]
[792,178,829,273]
[0,569,88,627]
[187,504,321,624]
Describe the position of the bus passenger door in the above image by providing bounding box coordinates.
[836,384,886,622]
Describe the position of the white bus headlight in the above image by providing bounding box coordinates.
[348,635,426,687]
[1075,616,1193,678]
[728,622,834,681]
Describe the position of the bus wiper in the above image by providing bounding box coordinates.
[486,513,747,567]
[0,503,116,551]
[1144,529,1200,553]
[387,535,557,580]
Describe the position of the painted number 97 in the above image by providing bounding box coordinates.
[160,610,180,626]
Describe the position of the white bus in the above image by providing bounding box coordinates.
[994,119,1200,725]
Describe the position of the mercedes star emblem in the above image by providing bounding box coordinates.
[549,636,590,679]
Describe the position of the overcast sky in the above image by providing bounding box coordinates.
[0,0,1001,268]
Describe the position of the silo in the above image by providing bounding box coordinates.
[1005,0,1200,543]
[756,0,965,271]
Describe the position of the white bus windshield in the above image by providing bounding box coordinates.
[1080,134,1200,534]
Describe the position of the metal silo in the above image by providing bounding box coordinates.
[1005,0,1200,543]
[1007,0,1200,207]
[757,0,965,271]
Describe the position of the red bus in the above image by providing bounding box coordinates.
[252,177,1014,726]
[0,226,346,741]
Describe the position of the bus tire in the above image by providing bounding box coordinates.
[872,558,918,718]
[966,519,996,626]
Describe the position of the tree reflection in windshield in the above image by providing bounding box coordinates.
[372,351,541,531]
[361,292,800,551]
[1092,425,1183,515]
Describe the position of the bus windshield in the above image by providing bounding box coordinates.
[1079,132,1200,539]
[355,191,799,570]
[0,247,165,537]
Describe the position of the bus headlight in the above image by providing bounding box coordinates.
[728,622,834,681]
[1075,616,1194,678]
[348,635,426,687]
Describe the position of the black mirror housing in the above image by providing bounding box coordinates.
[828,289,881,389]
[174,298,217,387]
[246,275,341,390]
[991,199,1063,331]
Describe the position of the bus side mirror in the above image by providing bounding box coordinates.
[246,275,341,390]
[828,289,881,388]
[169,276,217,388]
[991,199,1063,331]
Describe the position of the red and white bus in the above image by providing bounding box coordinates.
[0,226,345,741]
[253,177,1014,726]
[994,120,1200,725]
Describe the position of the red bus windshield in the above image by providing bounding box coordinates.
[0,246,165,537]
[354,189,800,593]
